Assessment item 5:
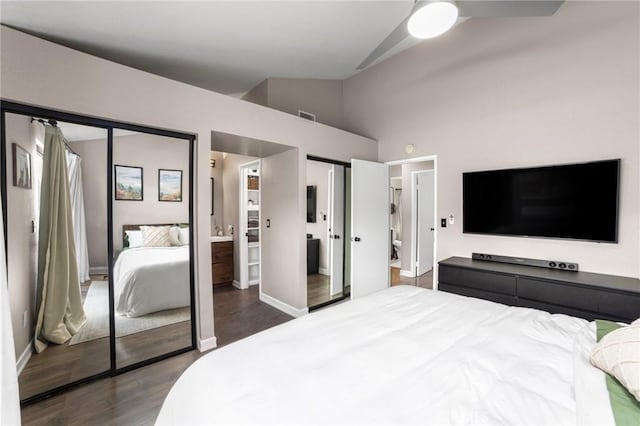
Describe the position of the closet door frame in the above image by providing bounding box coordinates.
[0,100,197,406]
[306,155,351,311]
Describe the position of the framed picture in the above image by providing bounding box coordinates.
[158,169,182,202]
[115,165,143,201]
[12,143,31,189]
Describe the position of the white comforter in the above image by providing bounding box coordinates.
[114,246,190,317]
[157,286,613,425]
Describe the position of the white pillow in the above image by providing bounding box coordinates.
[168,226,181,246]
[140,225,171,247]
[178,227,190,246]
[590,319,640,402]
[125,230,143,248]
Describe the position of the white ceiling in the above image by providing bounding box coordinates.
[0,1,428,95]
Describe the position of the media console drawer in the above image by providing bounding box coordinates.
[438,257,640,323]
[439,265,516,295]
[439,283,517,307]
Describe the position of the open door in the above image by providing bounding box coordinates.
[416,170,435,276]
[328,165,344,296]
[350,159,389,298]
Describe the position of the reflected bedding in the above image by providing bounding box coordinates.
[114,246,190,317]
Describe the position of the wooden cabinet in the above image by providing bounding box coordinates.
[438,256,640,323]
[212,241,234,287]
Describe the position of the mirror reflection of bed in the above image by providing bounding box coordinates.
[84,224,191,368]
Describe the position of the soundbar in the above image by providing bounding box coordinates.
[472,253,579,272]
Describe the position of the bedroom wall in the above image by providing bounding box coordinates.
[5,114,38,360]
[0,25,377,349]
[262,148,306,311]
[67,138,108,272]
[243,78,345,130]
[112,133,190,252]
[306,159,331,273]
[219,153,259,283]
[343,1,640,278]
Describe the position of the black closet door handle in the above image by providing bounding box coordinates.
[334,235,340,239]
[353,237,361,242]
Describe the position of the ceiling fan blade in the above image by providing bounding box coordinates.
[356,1,427,70]
[457,0,564,17]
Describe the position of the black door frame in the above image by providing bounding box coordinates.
[1,100,198,406]
[306,155,351,311]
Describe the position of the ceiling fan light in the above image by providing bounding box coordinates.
[407,2,459,39]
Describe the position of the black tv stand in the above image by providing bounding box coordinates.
[438,257,640,323]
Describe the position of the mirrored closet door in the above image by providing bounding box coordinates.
[3,111,110,401]
[2,101,196,404]
[112,129,194,369]
[306,156,351,310]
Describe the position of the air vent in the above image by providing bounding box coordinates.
[298,110,317,122]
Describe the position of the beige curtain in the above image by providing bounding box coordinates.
[34,126,86,353]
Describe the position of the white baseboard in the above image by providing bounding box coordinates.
[318,267,329,276]
[232,280,243,290]
[249,281,259,287]
[90,266,108,276]
[259,292,308,318]
[198,336,217,352]
[16,340,33,375]
[400,269,415,278]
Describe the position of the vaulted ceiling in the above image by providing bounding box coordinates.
[0,1,431,95]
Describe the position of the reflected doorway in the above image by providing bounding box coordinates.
[306,156,351,309]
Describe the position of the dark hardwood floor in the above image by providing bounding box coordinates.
[21,284,292,425]
[213,284,293,346]
[307,274,344,308]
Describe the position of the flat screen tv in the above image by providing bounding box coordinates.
[463,159,620,243]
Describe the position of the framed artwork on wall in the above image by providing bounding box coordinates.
[115,165,143,201]
[12,143,31,189]
[158,169,182,202]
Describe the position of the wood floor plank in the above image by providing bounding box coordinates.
[21,284,293,425]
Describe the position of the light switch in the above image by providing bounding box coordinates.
[441,218,447,228]
[449,215,455,225]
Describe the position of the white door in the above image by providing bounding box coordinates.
[351,159,389,299]
[328,165,344,296]
[416,171,435,276]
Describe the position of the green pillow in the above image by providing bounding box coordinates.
[594,320,640,426]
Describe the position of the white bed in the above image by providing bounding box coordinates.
[156,286,616,425]
[114,245,190,317]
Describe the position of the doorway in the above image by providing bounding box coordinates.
[387,156,438,289]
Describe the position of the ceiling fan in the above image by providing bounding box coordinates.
[357,0,565,70]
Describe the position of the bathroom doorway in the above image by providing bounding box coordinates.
[387,156,437,289]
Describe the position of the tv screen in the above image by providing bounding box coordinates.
[463,159,620,242]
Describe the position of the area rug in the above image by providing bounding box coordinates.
[69,281,190,345]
